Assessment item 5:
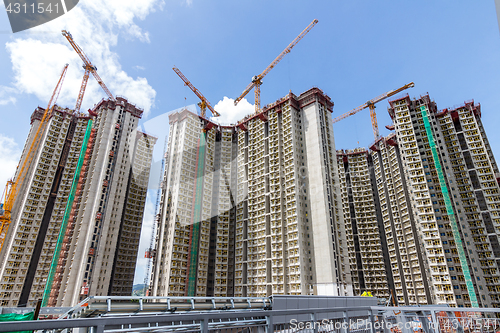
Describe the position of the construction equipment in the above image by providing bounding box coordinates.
[0,64,69,252]
[234,19,318,114]
[172,67,220,118]
[332,82,415,140]
[62,30,115,113]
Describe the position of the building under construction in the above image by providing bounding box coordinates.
[151,88,352,298]
[0,97,156,307]
[149,86,500,308]
[336,148,392,300]
[381,95,500,307]
[337,94,500,308]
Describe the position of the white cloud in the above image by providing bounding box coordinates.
[184,0,193,6]
[3,0,163,287]
[5,0,162,116]
[0,135,22,194]
[212,96,254,125]
[0,86,17,106]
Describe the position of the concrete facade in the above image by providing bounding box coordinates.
[0,98,155,307]
[151,88,352,298]
[385,95,500,307]
[337,148,391,300]
[370,135,431,306]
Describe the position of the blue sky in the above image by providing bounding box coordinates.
[1,1,500,284]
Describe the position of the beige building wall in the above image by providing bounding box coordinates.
[387,95,500,307]
[337,149,390,299]
[0,98,153,307]
[371,136,431,305]
[153,88,352,298]
[0,107,89,307]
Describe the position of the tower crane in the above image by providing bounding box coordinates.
[62,30,115,113]
[234,19,318,114]
[0,64,69,251]
[172,67,220,118]
[332,82,415,140]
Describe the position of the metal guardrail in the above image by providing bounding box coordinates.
[1,302,500,332]
[0,306,376,333]
[58,295,273,319]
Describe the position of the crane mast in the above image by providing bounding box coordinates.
[332,82,415,139]
[234,19,318,113]
[172,67,220,118]
[0,64,69,251]
[62,30,115,113]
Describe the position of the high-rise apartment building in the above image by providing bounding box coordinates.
[382,95,500,307]
[339,95,500,307]
[152,87,500,307]
[370,134,431,306]
[151,88,352,298]
[335,94,500,308]
[336,148,392,299]
[0,97,155,307]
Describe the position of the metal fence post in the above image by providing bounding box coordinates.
[369,309,376,333]
[344,310,350,333]
[430,309,439,333]
[311,312,318,333]
[266,313,274,333]
[201,317,209,333]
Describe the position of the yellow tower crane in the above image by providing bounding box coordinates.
[234,19,318,114]
[332,82,415,140]
[172,67,220,118]
[0,64,69,251]
[62,30,115,113]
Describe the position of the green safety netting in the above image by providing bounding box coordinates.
[0,311,35,333]
[42,120,93,306]
[420,105,478,307]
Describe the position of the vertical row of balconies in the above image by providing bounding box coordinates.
[393,100,457,306]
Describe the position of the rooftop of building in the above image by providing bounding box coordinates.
[168,87,334,132]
